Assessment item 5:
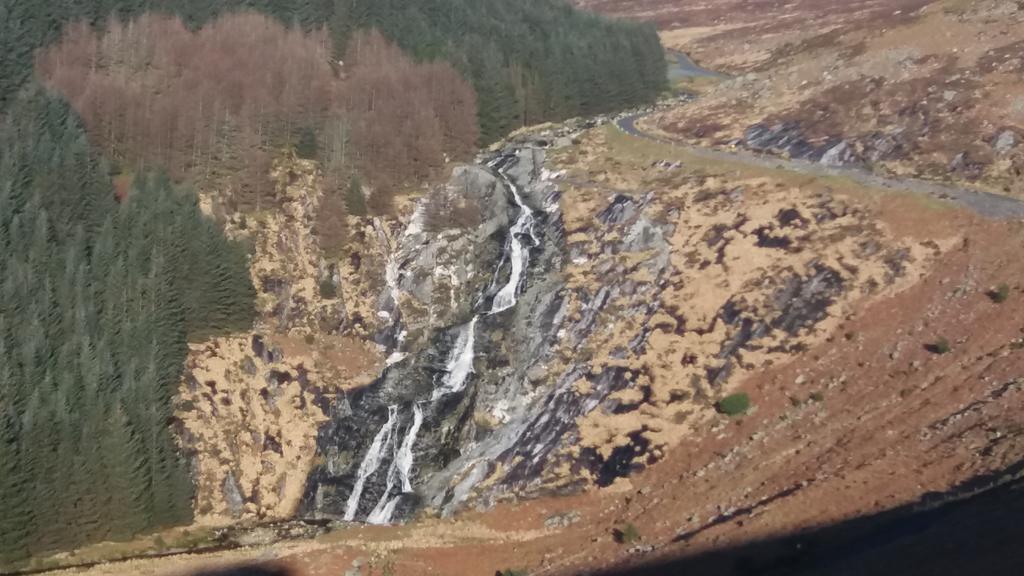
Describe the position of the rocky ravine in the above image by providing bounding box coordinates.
[285,119,944,527]
[57,101,1024,575]
[178,156,389,522]
[174,102,950,532]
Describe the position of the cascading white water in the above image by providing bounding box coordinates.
[366,403,424,525]
[344,405,397,521]
[364,318,478,522]
[431,317,479,401]
[367,495,402,526]
[344,150,539,525]
[396,403,425,492]
[347,316,480,524]
[490,158,539,314]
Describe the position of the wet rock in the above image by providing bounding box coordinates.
[302,146,556,523]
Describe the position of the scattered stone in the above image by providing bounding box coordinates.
[949,152,968,172]
[527,364,548,384]
[223,472,245,518]
[345,558,364,576]
[995,130,1018,154]
[230,527,277,547]
[544,510,582,529]
[628,544,656,554]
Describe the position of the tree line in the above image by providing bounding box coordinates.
[2,0,667,142]
[0,0,666,564]
[0,88,255,566]
[36,13,480,239]
[329,0,668,142]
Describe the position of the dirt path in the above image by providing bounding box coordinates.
[616,113,1024,220]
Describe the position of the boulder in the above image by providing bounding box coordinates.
[820,141,854,166]
[995,130,1018,154]
[223,472,245,518]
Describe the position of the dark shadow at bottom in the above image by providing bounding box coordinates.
[593,462,1024,576]
[190,564,295,576]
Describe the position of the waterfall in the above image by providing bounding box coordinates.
[345,317,480,524]
[490,156,539,314]
[336,149,541,525]
[344,405,398,521]
[397,403,425,492]
[366,403,424,525]
[431,318,479,401]
[366,495,401,526]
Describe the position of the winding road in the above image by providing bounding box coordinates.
[617,54,1024,221]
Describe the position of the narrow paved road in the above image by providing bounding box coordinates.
[666,50,730,81]
[620,62,1024,220]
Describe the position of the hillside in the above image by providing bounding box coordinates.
[0,0,666,570]
[4,0,1024,575]
[634,0,1024,197]
[31,108,1024,576]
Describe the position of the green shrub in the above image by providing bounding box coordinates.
[928,337,952,355]
[319,277,338,299]
[716,392,751,416]
[346,174,368,217]
[809,391,825,403]
[990,283,1011,303]
[497,570,529,576]
[295,127,319,160]
[613,523,641,545]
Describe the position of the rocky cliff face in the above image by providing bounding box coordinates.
[175,108,943,527]
[295,118,940,524]
[299,148,555,522]
[177,156,385,523]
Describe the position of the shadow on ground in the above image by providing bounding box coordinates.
[593,462,1024,576]
[190,564,295,576]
